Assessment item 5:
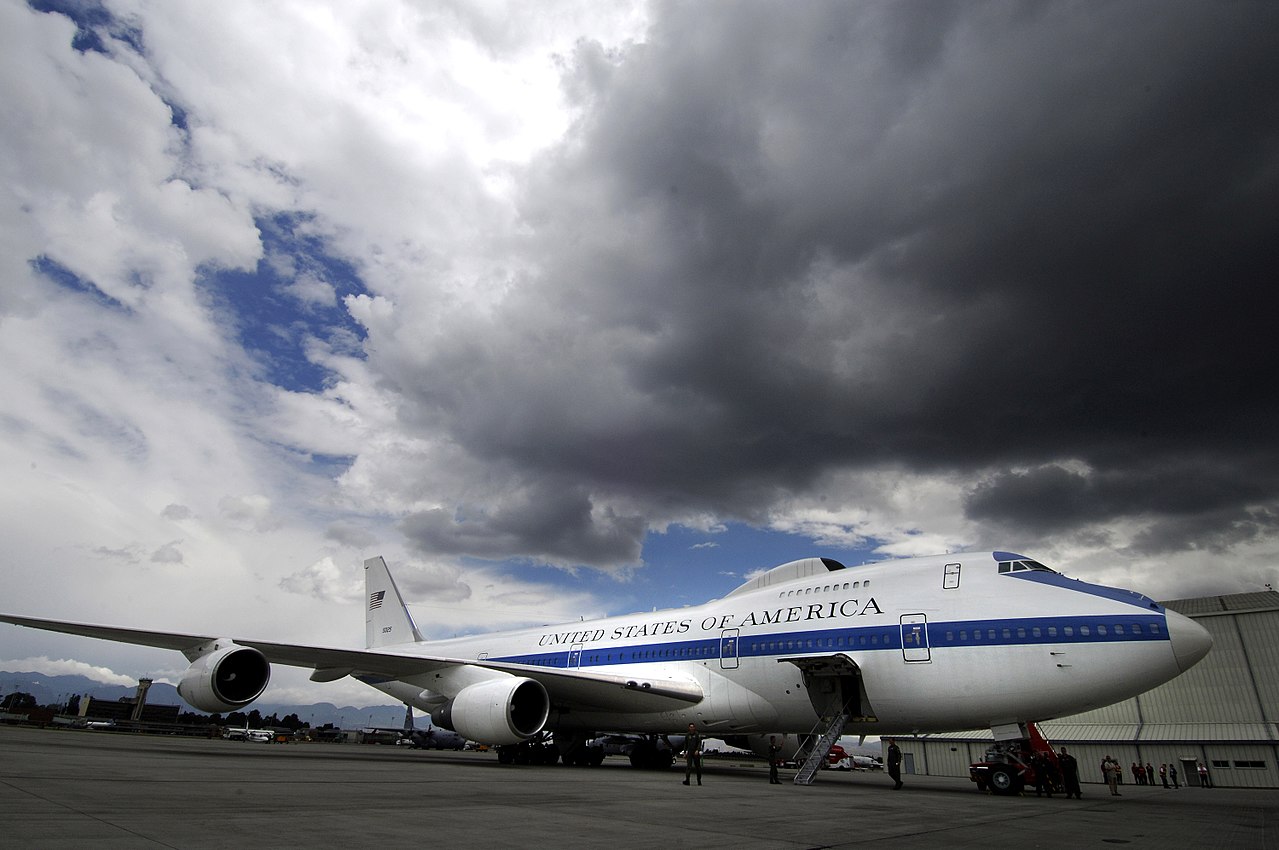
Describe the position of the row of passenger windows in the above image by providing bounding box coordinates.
[748,632,893,653]
[508,620,1163,665]
[512,645,720,666]
[509,631,899,666]
[778,579,869,599]
[943,622,1163,642]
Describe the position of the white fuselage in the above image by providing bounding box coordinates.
[366,552,1206,737]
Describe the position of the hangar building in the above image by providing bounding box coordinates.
[892,590,1279,788]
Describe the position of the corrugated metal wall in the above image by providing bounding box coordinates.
[1142,614,1263,723]
[1236,611,1279,720]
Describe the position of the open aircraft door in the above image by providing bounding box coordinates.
[784,653,872,723]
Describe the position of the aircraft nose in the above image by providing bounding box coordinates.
[1166,609,1213,672]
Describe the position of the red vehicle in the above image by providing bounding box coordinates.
[826,744,849,765]
[969,723,1060,796]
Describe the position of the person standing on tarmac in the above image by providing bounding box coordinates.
[1033,752,1054,797]
[682,723,703,786]
[768,736,782,785]
[1104,755,1121,796]
[886,738,903,790]
[1058,747,1082,799]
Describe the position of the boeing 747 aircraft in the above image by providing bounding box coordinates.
[1,551,1212,773]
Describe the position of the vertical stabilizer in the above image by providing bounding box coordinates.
[365,557,424,649]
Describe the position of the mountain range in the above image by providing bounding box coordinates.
[0,671,412,729]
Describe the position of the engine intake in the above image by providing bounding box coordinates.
[177,642,270,713]
[430,677,549,745]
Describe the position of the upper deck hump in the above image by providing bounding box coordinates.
[724,557,846,597]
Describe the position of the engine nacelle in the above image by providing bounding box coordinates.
[430,677,549,745]
[177,641,271,713]
[724,732,803,761]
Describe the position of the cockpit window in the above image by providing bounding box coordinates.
[998,560,1058,574]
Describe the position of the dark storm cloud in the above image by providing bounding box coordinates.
[395,1,1279,563]
[400,481,647,567]
[965,460,1279,537]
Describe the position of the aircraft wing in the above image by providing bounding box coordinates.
[0,614,703,712]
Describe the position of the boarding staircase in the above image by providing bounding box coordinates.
[793,712,850,785]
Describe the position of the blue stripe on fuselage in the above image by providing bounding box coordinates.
[1005,570,1165,611]
[488,612,1168,668]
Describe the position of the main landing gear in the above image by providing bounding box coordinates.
[495,733,605,766]
[627,736,675,770]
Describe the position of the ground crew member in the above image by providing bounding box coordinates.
[1033,753,1054,797]
[887,738,903,790]
[682,723,702,786]
[1058,747,1082,799]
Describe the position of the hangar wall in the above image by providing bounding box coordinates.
[893,591,1279,789]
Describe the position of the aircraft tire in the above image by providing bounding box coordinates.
[989,765,1020,796]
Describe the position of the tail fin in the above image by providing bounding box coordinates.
[365,556,425,649]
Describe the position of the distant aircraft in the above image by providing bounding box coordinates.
[2,551,1212,773]
[831,753,883,771]
[408,724,466,751]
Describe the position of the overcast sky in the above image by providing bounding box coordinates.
[3,0,1277,706]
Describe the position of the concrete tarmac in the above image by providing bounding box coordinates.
[2,725,1275,849]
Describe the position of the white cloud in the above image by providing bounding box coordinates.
[0,657,137,687]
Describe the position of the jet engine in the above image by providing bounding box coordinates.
[176,641,271,713]
[724,732,803,762]
[430,677,549,745]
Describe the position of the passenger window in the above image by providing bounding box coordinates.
[1080,626,1091,637]
[1115,624,1125,635]
[1064,626,1074,637]
[1002,629,1011,639]
[1017,628,1026,638]
[1032,627,1041,638]
[1098,625,1108,637]
[1048,626,1057,638]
